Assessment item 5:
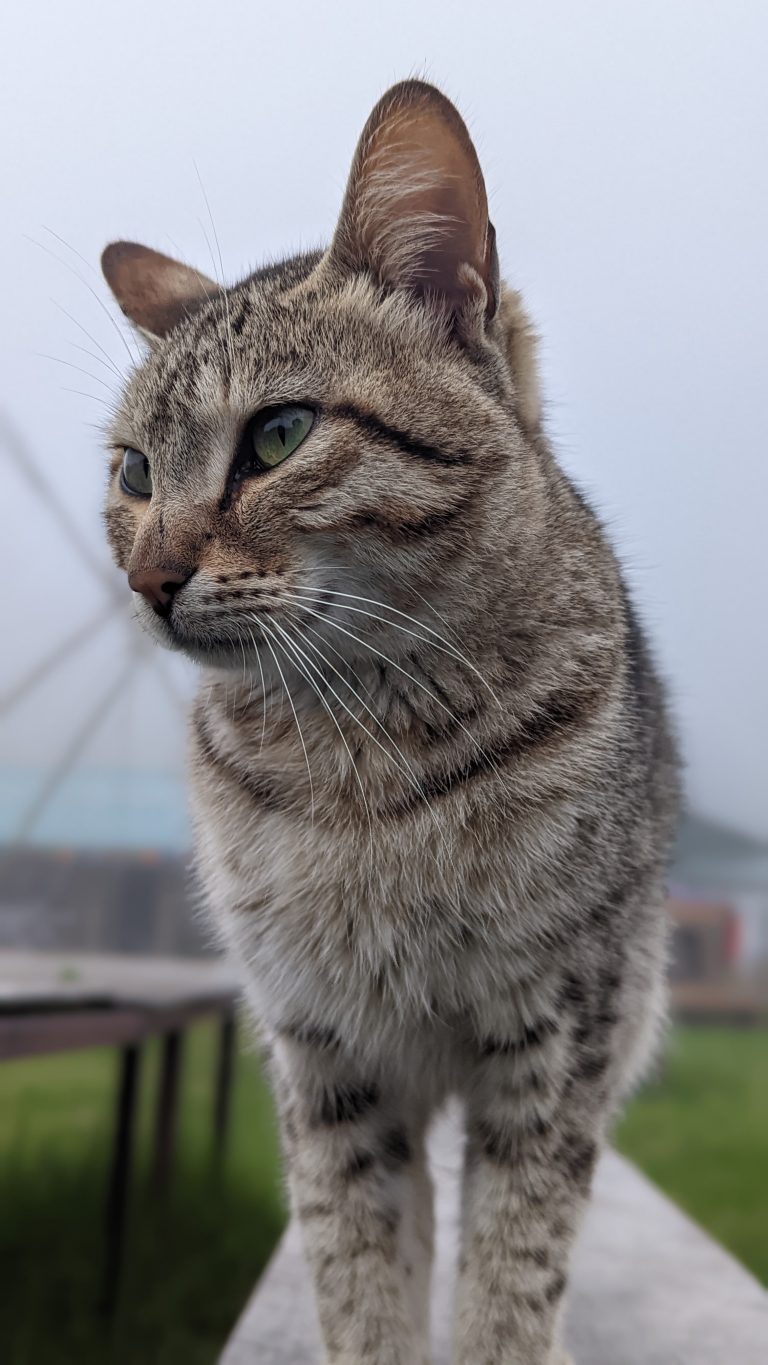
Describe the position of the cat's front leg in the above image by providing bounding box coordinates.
[273,1028,433,1365]
[454,1014,603,1365]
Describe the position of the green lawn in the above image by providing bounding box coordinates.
[616,1026,768,1286]
[0,1025,765,1364]
[0,1023,285,1365]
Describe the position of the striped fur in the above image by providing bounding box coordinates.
[101,81,680,1365]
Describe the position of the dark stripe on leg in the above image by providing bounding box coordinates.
[479,1016,559,1057]
[279,1021,339,1050]
[318,1083,380,1126]
[381,1127,411,1169]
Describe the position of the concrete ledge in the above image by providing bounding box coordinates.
[221,1111,768,1364]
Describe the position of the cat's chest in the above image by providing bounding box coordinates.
[194,792,497,1031]
[188,702,570,1034]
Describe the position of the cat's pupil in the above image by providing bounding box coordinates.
[264,416,292,447]
[248,404,314,471]
[121,445,152,496]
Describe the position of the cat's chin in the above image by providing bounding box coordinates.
[165,633,246,671]
[175,639,245,670]
[136,606,245,670]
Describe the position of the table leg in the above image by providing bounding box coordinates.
[101,1042,142,1318]
[212,1011,236,1169]
[152,1028,183,1195]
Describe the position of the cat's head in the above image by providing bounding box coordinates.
[102,80,542,672]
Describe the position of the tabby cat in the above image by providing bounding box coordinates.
[101,80,679,1365]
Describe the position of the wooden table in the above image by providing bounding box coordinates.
[671,977,768,1025]
[0,950,242,1315]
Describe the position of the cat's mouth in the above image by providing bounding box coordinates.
[133,598,263,668]
[134,593,334,671]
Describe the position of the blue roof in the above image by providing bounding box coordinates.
[0,766,190,852]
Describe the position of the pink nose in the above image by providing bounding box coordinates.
[128,566,193,616]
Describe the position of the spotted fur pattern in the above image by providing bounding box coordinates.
[101,81,679,1365]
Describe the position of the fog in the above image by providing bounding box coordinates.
[1,0,766,841]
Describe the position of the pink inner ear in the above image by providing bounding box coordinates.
[101,242,218,338]
[332,82,496,316]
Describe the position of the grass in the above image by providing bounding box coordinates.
[616,1026,768,1286]
[0,1023,285,1365]
[0,1024,765,1364]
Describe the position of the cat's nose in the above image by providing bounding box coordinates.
[128,566,194,617]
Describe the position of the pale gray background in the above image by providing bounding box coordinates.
[1,0,766,842]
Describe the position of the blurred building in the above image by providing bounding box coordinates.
[668,897,740,983]
[668,815,768,1022]
[0,765,209,957]
[672,814,768,969]
[0,845,207,956]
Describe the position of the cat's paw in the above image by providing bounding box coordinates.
[549,1351,575,1365]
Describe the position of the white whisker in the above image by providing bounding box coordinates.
[274,618,454,861]
[52,301,126,382]
[61,387,115,410]
[278,607,378,705]
[196,215,222,287]
[36,353,116,392]
[268,594,500,775]
[239,635,251,706]
[260,622,315,825]
[69,341,125,381]
[305,626,379,704]
[28,233,139,366]
[193,160,236,378]
[246,629,270,752]
[410,585,463,644]
[255,618,373,855]
[275,620,420,790]
[42,224,98,276]
[291,586,501,705]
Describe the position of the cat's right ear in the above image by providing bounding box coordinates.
[101,242,218,343]
[324,80,499,331]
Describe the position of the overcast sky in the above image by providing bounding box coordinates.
[1,0,766,843]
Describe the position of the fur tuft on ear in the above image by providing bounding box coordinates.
[101,242,218,341]
[497,287,542,437]
[327,80,498,324]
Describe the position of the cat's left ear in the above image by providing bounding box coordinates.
[101,242,218,342]
[326,80,499,330]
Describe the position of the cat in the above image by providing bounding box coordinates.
[100,79,680,1365]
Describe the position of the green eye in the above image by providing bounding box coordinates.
[120,447,152,497]
[250,404,314,469]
